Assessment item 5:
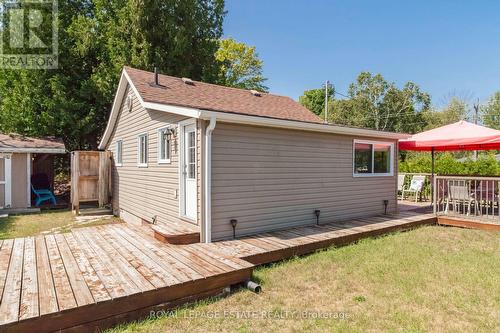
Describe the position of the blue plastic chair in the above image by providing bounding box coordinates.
[31,185,57,206]
[31,173,57,206]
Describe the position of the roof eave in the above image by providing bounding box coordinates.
[0,148,66,154]
[140,102,409,139]
[198,110,410,140]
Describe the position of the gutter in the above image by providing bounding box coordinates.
[203,116,217,243]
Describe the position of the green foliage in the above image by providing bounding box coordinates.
[215,38,268,91]
[0,0,226,150]
[298,84,334,116]
[303,72,431,133]
[422,97,468,130]
[481,91,500,130]
[399,152,500,176]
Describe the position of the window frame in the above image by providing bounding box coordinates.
[352,139,394,177]
[157,127,172,164]
[137,133,148,167]
[115,139,123,167]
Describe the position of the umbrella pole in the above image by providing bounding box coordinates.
[431,147,435,207]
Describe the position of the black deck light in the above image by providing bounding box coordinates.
[314,210,321,225]
[230,219,238,239]
[383,200,389,215]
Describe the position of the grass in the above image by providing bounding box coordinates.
[107,226,499,333]
[0,210,121,239]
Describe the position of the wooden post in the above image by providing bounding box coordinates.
[71,151,80,215]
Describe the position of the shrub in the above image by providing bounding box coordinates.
[399,152,500,176]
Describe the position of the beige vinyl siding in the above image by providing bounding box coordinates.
[11,153,28,208]
[0,158,4,207]
[106,85,202,227]
[211,122,398,240]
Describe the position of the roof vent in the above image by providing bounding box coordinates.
[154,67,160,86]
[182,77,194,85]
[250,90,261,97]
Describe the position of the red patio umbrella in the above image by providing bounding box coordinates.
[399,120,500,199]
[399,120,500,152]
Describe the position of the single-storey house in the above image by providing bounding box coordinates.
[0,134,66,210]
[99,67,410,242]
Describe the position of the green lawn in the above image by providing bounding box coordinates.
[108,226,499,333]
[0,210,121,239]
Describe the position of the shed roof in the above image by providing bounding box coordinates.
[0,133,66,153]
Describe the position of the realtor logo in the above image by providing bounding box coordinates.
[0,0,58,69]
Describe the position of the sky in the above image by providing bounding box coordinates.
[223,0,500,106]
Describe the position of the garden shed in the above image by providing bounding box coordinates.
[0,133,66,210]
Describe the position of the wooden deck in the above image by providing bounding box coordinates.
[437,215,500,231]
[0,224,253,333]
[0,211,438,332]
[209,211,437,265]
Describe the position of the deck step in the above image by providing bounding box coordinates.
[152,223,200,244]
[78,207,113,216]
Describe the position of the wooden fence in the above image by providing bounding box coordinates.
[71,151,112,214]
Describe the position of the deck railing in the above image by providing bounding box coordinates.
[433,175,500,219]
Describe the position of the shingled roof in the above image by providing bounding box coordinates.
[125,67,323,124]
[0,133,66,153]
[99,67,410,149]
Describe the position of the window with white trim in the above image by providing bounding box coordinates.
[137,134,148,167]
[158,127,171,164]
[115,140,123,166]
[353,140,393,176]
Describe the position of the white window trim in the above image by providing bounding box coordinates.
[137,133,148,168]
[115,139,123,167]
[157,126,172,164]
[352,139,394,177]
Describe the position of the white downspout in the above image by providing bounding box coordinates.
[204,116,217,243]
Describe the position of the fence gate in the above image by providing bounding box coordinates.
[71,151,112,214]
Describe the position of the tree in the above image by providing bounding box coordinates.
[321,72,430,133]
[423,97,468,129]
[0,0,226,150]
[298,83,334,117]
[215,38,267,91]
[481,91,500,130]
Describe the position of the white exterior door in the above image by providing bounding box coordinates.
[182,123,197,220]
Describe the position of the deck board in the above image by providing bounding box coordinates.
[0,238,24,325]
[35,236,59,316]
[0,240,14,308]
[19,237,38,320]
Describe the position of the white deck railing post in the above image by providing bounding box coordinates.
[433,175,437,214]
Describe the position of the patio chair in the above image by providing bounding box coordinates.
[472,180,498,216]
[397,174,406,200]
[401,175,426,202]
[445,182,477,216]
[31,173,57,206]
